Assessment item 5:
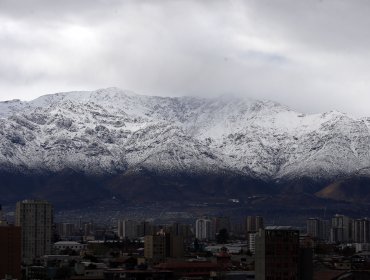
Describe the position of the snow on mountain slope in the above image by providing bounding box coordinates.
[0,87,369,180]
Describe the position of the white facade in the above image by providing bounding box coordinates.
[195,218,213,240]
[248,232,257,253]
[355,243,370,253]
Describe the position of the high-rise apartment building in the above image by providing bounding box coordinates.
[144,232,184,262]
[195,218,213,240]
[137,221,154,237]
[15,200,53,264]
[0,224,21,280]
[353,218,370,243]
[248,232,257,253]
[214,216,231,233]
[83,222,94,237]
[306,218,330,241]
[330,214,353,243]
[118,219,138,239]
[255,226,300,280]
[168,223,193,241]
[246,216,264,233]
[144,234,167,262]
[307,218,320,239]
[56,223,75,238]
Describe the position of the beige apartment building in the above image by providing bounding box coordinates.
[15,200,53,264]
[144,232,184,263]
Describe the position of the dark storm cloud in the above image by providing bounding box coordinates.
[0,0,370,116]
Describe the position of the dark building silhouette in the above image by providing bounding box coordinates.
[0,224,22,280]
[246,216,264,233]
[255,226,300,280]
[144,231,184,262]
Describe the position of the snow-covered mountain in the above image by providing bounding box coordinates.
[1,87,370,183]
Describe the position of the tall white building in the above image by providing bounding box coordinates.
[248,232,257,253]
[15,200,53,264]
[195,218,213,240]
[118,219,138,239]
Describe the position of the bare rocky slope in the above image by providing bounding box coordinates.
[1,88,369,207]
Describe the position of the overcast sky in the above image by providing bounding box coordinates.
[1,0,370,116]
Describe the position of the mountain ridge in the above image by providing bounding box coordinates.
[1,87,369,207]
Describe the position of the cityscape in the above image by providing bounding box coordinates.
[2,1,370,280]
[2,200,370,279]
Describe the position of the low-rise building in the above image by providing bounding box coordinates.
[54,241,87,253]
[154,261,221,279]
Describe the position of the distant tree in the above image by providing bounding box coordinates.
[216,228,229,244]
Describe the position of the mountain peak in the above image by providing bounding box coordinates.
[0,87,369,181]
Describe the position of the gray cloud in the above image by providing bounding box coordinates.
[0,0,370,116]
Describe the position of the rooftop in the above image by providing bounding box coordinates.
[54,241,83,245]
[265,226,296,230]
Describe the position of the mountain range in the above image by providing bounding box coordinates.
[1,87,370,209]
